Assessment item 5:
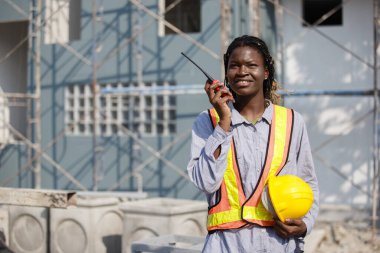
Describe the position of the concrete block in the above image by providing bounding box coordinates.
[131,234,204,253]
[50,196,123,253]
[77,191,148,201]
[8,206,48,253]
[0,207,9,246]
[120,198,208,253]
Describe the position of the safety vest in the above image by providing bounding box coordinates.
[207,105,294,231]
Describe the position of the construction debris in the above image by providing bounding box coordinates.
[314,222,380,253]
[310,205,380,253]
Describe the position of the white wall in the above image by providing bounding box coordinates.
[282,0,374,89]
[281,0,375,207]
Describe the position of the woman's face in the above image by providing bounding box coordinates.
[226,46,268,98]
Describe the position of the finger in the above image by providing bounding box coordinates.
[209,80,223,90]
[212,93,234,106]
[274,218,286,228]
[205,82,216,99]
[204,79,216,88]
[284,219,299,226]
[273,219,292,238]
[205,80,218,93]
[208,82,225,102]
[219,86,232,98]
[212,89,228,103]
[213,83,229,96]
[204,81,211,93]
[275,219,306,238]
[273,225,289,239]
[285,219,307,237]
[219,91,234,102]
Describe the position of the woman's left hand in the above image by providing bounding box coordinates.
[273,218,307,238]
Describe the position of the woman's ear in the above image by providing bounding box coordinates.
[264,68,269,80]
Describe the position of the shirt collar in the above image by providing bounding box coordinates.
[262,100,273,124]
[229,99,274,126]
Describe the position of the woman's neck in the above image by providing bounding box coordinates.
[234,95,266,123]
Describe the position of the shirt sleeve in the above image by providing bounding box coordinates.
[295,114,320,236]
[187,110,233,194]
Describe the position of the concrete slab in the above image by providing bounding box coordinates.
[8,206,47,253]
[120,198,208,253]
[305,228,326,253]
[50,196,123,253]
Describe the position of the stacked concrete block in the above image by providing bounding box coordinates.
[120,198,208,253]
[50,196,123,253]
[0,207,9,246]
[8,206,48,253]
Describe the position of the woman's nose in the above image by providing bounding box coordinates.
[237,65,247,75]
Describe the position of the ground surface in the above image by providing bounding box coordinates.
[314,222,380,253]
[311,205,380,253]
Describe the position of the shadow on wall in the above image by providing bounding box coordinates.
[102,235,121,253]
[0,230,14,253]
[286,95,373,207]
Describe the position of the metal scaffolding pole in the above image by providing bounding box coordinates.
[372,0,380,241]
[220,0,231,80]
[91,0,99,191]
[273,0,285,85]
[220,0,226,79]
[249,0,261,37]
[31,0,42,189]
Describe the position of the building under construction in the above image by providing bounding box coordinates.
[0,0,379,252]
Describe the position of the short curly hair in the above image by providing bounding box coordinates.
[224,35,281,105]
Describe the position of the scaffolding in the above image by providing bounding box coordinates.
[0,0,379,240]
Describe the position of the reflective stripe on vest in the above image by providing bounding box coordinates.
[207,105,294,231]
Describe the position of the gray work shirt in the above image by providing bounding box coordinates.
[187,101,319,253]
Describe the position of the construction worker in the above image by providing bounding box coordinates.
[187,35,319,252]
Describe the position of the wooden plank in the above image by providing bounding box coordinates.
[0,187,76,208]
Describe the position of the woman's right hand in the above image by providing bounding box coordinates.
[204,80,234,132]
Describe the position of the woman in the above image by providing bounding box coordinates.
[187,35,319,252]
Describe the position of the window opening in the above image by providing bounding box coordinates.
[159,0,201,36]
[302,0,342,26]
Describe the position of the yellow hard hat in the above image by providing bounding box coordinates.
[261,174,314,222]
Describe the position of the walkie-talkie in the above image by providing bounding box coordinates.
[181,52,215,83]
[181,52,228,97]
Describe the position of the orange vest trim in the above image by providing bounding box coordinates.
[208,141,245,214]
[206,105,294,231]
[242,106,294,225]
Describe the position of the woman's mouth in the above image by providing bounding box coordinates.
[234,80,254,87]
